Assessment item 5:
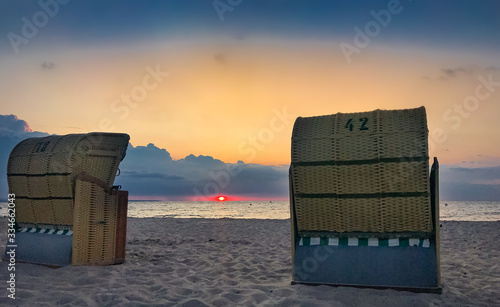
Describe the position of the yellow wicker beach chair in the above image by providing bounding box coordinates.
[289,107,441,292]
[4,133,130,266]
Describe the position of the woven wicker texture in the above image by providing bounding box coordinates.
[7,133,129,226]
[291,107,432,234]
[72,180,118,265]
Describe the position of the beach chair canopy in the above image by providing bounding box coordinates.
[6,133,130,266]
[7,133,129,226]
[291,107,432,235]
[289,107,441,292]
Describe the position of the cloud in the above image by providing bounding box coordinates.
[121,143,172,171]
[0,114,32,133]
[41,61,55,70]
[117,147,500,201]
[121,170,184,181]
[435,66,499,80]
[457,155,500,168]
[222,163,289,196]
[439,67,474,80]
[117,170,193,198]
[440,181,500,201]
[0,115,50,198]
[442,165,500,183]
[116,143,289,200]
[0,114,49,139]
[485,66,500,72]
[440,165,500,201]
[213,53,228,65]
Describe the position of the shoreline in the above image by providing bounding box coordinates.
[0,218,499,306]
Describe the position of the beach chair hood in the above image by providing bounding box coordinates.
[6,132,130,266]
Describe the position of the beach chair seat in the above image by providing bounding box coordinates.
[289,107,441,292]
[4,133,129,266]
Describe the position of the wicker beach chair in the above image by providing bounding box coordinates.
[289,107,441,292]
[5,133,129,266]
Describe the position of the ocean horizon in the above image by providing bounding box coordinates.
[1,200,499,221]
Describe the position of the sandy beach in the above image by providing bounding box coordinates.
[0,217,499,306]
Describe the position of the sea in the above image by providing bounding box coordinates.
[0,200,499,221]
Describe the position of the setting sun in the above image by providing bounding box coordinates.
[217,196,226,201]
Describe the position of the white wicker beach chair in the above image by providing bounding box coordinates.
[289,107,441,292]
[5,133,129,266]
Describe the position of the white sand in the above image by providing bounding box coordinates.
[0,218,499,306]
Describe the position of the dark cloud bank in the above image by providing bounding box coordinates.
[0,115,499,201]
[0,115,288,201]
[117,143,289,200]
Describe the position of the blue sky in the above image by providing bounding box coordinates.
[2,0,500,52]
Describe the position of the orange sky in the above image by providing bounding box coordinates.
[1,38,499,166]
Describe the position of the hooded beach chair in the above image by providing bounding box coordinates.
[4,133,129,266]
[289,107,441,292]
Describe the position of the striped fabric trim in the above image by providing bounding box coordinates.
[17,227,73,236]
[298,237,430,248]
